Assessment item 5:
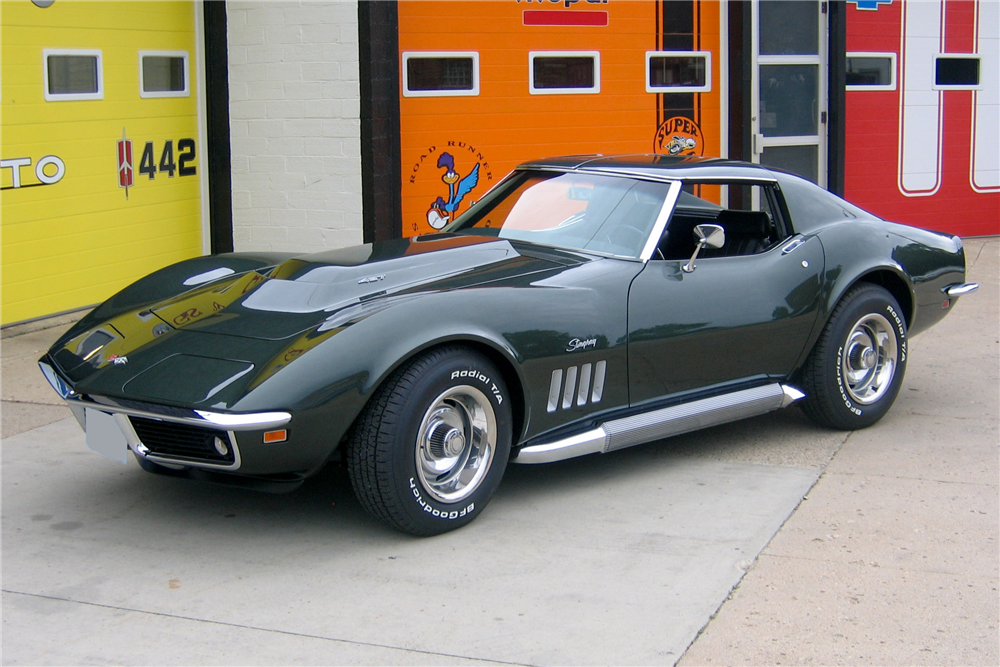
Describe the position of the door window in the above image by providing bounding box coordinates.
[759,64,819,137]
[658,181,789,260]
[933,56,981,89]
[760,146,819,185]
[759,0,819,55]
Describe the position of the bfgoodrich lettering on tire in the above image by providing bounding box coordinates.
[345,346,512,536]
[800,283,908,430]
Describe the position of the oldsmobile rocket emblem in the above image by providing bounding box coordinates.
[117,128,134,199]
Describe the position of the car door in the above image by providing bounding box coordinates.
[627,196,825,406]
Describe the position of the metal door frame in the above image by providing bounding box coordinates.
[750,0,829,187]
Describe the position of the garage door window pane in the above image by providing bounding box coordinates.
[846,55,896,90]
[647,52,711,93]
[142,55,188,95]
[530,53,600,94]
[934,57,980,88]
[403,53,479,97]
[408,58,473,90]
[45,51,103,100]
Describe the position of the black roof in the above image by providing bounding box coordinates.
[518,154,779,182]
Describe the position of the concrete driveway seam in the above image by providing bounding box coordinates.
[819,471,994,485]
[2,589,536,667]
[677,430,853,663]
[750,550,1000,573]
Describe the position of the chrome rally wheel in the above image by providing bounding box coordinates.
[415,385,496,503]
[841,312,898,405]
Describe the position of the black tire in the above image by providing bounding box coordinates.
[800,283,908,430]
[345,346,512,536]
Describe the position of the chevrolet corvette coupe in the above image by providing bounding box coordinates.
[40,156,978,535]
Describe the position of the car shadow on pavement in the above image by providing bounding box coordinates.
[501,406,839,503]
[5,405,838,549]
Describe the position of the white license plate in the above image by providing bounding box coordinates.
[85,408,129,464]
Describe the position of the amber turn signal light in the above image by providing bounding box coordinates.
[263,429,287,443]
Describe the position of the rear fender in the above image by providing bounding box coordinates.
[795,223,965,373]
[821,234,915,328]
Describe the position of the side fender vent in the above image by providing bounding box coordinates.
[547,361,607,412]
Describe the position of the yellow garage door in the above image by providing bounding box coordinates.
[1,0,205,325]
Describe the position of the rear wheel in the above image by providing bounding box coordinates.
[346,346,511,536]
[800,284,907,430]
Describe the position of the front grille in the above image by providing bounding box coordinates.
[130,417,236,465]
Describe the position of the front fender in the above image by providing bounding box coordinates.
[232,260,637,453]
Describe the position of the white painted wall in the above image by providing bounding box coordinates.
[226,1,362,253]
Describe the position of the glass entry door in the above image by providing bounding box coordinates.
[752,0,828,186]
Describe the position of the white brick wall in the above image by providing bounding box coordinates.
[227,1,362,253]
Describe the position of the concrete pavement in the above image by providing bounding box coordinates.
[0,312,82,439]
[1,237,996,665]
[680,236,999,666]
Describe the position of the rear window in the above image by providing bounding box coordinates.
[777,176,875,229]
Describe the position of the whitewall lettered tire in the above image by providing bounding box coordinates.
[800,283,908,430]
[346,346,512,536]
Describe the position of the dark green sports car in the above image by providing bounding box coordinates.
[39,156,978,535]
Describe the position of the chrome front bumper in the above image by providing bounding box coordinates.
[39,360,291,471]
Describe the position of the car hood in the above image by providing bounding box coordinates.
[168,234,578,338]
[47,234,585,396]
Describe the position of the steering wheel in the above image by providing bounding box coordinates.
[603,224,647,254]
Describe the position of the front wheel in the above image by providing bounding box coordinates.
[800,284,908,430]
[346,346,512,536]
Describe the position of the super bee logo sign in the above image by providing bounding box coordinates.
[654,116,705,157]
[408,141,494,234]
[117,128,197,199]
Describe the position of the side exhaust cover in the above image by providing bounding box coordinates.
[516,383,804,464]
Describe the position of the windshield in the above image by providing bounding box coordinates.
[445,171,673,258]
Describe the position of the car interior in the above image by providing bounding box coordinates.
[656,183,790,260]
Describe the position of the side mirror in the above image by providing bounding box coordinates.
[683,224,725,273]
